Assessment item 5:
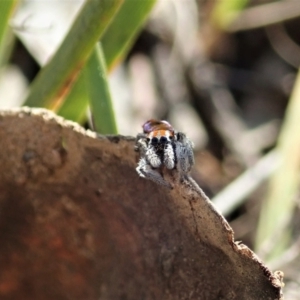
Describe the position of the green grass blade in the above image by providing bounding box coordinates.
[85,44,117,134]
[56,0,156,127]
[102,0,157,70]
[255,69,300,262]
[23,0,123,109]
[0,0,19,67]
[56,72,89,124]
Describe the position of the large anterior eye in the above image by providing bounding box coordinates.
[151,137,158,145]
[160,136,167,143]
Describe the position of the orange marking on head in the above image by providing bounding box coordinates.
[153,131,158,137]
[148,129,174,139]
[158,130,166,137]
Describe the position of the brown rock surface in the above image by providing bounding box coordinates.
[0,108,283,300]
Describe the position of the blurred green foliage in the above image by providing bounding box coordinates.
[57,0,156,133]
[15,0,156,134]
[0,0,19,67]
[256,69,300,263]
[210,0,249,29]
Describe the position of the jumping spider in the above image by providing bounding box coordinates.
[135,119,194,189]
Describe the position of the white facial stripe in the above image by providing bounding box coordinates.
[164,131,173,141]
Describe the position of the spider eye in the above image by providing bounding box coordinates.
[160,136,168,143]
[151,137,158,145]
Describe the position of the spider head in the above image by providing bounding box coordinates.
[147,131,174,147]
[142,119,175,147]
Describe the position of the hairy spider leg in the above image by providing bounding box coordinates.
[175,132,195,175]
[136,157,172,188]
[163,142,175,169]
[145,144,161,168]
[136,135,162,168]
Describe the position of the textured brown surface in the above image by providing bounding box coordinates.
[0,108,283,300]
